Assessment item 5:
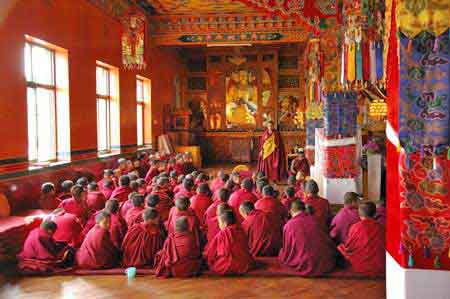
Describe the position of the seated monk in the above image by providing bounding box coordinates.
[136,178,147,195]
[17,220,73,274]
[130,180,140,193]
[117,157,128,175]
[52,210,84,248]
[337,201,385,276]
[110,175,133,203]
[254,178,269,201]
[122,208,165,268]
[76,211,119,269]
[38,182,60,210]
[172,174,186,194]
[190,183,213,227]
[255,185,286,226]
[375,198,386,226]
[155,216,202,278]
[281,187,297,212]
[204,188,230,222]
[120,192,139,219]
[228,178,258,224]
[206,203,231,244]
[278,200,336,276]
[239,201,282,257]
[97,169,117,192]
[212,179,234,202]
[86,182,107,212]
[289,148,310,177]
[58,180,74,201]
[330,192,360,244]
[100,179,115,200]
[174,178,195,200]
[205,210,253,275]
[303,180,332,231]
[58,185,88,223]
[124,194,145,227]
[210,171,229,193]
[144,160,160,184]
[168,171,178,190]
[165,196,202,249]
[174,155,185,175]
[76,177,89,191]
[154,176,174,202]
[147,193,170,222]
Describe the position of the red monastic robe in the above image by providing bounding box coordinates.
[38,195,60,210]
[329,206,360,244]
[290,157,310,177]
[190,193,213,227]
[257,129,287,181]
[110,186,133,203]
[58,197,88,222]
[337,219,385,275]
[254,196,286,226]
[205,224,253,275]
[303,195,332,231]
[174,188,195,201]
[203,200,221,222]
[144,167,159,184]
[165,207,202,248]
[121,223,165,268]
[124,206,144,227]
[81,212,126,250]
[228,189,258,224]
[375,206,386,226]
[278,213,336,276]
[100,186,114,200]
[205,216,221,244]
[53,213,84,248]
[86,191,107,212]
[241,209,282,257]
[210,178,225,193]
[76,225,118,269]
[155,231,202,278]
[150,190,173,221]
[119,199,134,219]
[281,195,296,211]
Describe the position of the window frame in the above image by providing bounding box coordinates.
[96,64,113,154]
[136,78,145,147]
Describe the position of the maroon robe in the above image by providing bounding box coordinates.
[205,224,253,275]
[98,178,117,191]
[155,231,202,278]
[174,188,195,201]
[86,191,107,212]
[124,206,145,227]
[144,167,159,184]
[337,219,385,275]
[166,207,202,249]
[57,192,72,201]
[375,206,386,226]
[38,195,60,210]
[210,178,225,193]
[290,157,310,177]
[228,189,258,224]
[190,193,213,227]
[278,213,336,276]
[121,222,165,268]
[58,197,88,222]
[257,129,286,181]
[303,195,332,231]
[150,190,173,221]
[110,186,132,203]
[241,209,282,257]
[76,225,118,269]
[205,216,221,244]
[329,206,360,244]
[82,212,126,249]
[254,196,286,226]
[120,199,134,219]
[281,195,296,211]
[204,200,221,222]
[100,186,114,200]
[53,213,84,248]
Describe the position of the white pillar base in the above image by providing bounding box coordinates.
[386,252,450,299]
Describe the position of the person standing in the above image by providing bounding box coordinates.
[257,121,286,182]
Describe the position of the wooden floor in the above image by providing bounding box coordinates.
[1,275,385,299]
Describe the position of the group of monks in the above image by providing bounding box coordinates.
[18,151,386,277]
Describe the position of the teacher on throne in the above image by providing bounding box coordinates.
[257,121,286,182]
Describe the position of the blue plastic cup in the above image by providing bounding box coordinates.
[125,267,136,279]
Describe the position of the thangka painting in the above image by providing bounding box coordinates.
[122,10,146,70]
[278,94,305,130]
[225,69,258,127]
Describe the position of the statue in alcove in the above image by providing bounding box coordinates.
[187,96,207,130]
[226,69,258,127]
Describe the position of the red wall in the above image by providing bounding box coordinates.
[0,0,183,168]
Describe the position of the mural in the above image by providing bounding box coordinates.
[278,95,304,130]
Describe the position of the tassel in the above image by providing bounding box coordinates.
[433,37,439,52]
[408,254,414,268]
[407,39,413,52]
[423,245,431,258]
[434,256,441,269]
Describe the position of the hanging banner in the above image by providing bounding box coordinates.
[121,9,147,70]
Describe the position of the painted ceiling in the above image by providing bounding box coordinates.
[145,0,256,15]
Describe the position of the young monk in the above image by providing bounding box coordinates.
[205,210,253,275]
[136,178,147,195]
[337,201,385,275]
[58,180,74,201]
[124,194,145,227]
[76,211,119,269]
[38,183,60,210]
[120,192,138,218]
[375,198,386,226]
[254,178,268,201]
[329,192,360,244]
[110,175,133,203]
[204,188,230,222]
[290,148,310,177]
[117,158,128,174]
[76,177,89,190]
[240,201,282,257]
[52,210,84,248]
[145,160,159,184]
[100,179,115,200]
[98,169,116,191]
[190,183,213,227]
[255,185,286,226]
[205,203,231,244]
[210,171,227,193]
[174,178,195,200]
[228,178,258,224]
[278,200,336,276]
[86,182,107,212]
[58,185,88,223]
[281,187,297,211]
[155,216,202,278]
[303,179,332,231]
[121,208,165,268]
[212,179,233,202]
[17,220,73,273]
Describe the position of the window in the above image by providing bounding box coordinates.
[96,62,120,154]
[136,76,150,147]
[25,36,70,164]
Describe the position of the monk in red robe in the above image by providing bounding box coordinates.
[190,183,213,227]
[330,192,360,244]
[210,171,229,193]
[155,216,202,278]
[228,178,258,224]
[57,180,74,201]
[205,210,253,275]
[17,220,73,273]
[303,180,332,231]
[281,187,297,212]
[255,185,286,226]
[375,198,386,226]
[38,183,60,210]
[212,179,234,202]
[144,160,160,184]
[136,178,147,195]
[122,208,165,268]
[174,178,195,200]
[52,210,84,248]
[76,211,119,269]
[240,201,282,257]
[119,192,138,219]
[86,182,107,212]
[289,148,310,177]
[278,200,336,276]
[204,188,230,222]
[124,194,145,227]
[146,193,169,222]
[100,179,114,200]
[58,185,88,223]
[254,178,269,201]
[97,169,117,192]
[337,201,385,275]
[110,175,133,203]
[257,120,286,182]
[206,203,231,244]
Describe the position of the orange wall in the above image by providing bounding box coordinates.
[0,0,183,167]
